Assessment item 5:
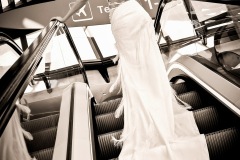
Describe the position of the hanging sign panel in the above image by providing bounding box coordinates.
[66,0,159,27]
[0,0,159,29]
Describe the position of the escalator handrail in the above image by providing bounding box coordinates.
[154,0,165,34]
[0,20,60,137]
[0,32,23,55]
[62,24,89,85]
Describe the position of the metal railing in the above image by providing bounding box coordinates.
[0,19,89,137]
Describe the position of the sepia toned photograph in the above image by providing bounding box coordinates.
[0,0,240,159]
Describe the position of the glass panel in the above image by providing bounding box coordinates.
[191,1,228,23]
[26,30,42,47]
[68,27,96,60]
[160,0,195,42]
[0,43,20,78]
[215,22,240,76]
[25,27,85,93]
[205,4,240,76]
[14,38,22,50]
[87,24,118,58]
[159,0,201,62]
[158,0,240,77]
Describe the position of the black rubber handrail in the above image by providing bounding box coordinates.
[154,0,165,34]
[0,32,23,55]
[61,23,89,85]
[0,20,60,137]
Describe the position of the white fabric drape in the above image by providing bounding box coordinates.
[110,0,210,159]
[0,110,32,160]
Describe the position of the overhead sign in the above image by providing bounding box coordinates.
[0,0,159,29]
[66,0,159,27]
[70,2,93,22]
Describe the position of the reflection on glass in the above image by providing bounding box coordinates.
[218,51,240,70]
[213,5,240,76]
[160,0,195,42]
[157,0,240,78]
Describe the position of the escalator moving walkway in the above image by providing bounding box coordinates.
[93,80,240,160]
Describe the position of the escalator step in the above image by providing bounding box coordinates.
[171,82,194,95]
[29,111,60,120]
[178,91,205,109]
[205,127,240,160]
[98,128,240,160]
[26,127,57,153]
[30,147,54,160]
[95,98,122,116]
[193,106,237,134]
[98,130,122,160]
[96,112,124,135]
[21,114,59,133]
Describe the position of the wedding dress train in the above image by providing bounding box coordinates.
[0,103,34,160]
[109,0,210,159]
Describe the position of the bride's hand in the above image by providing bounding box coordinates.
[109,79,122,94]
[112,54,119,64]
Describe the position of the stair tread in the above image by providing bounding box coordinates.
[193,106,238,134]
[30,147,54,160]
[206,127,240,160]
[95,98,122,116]
[21,114,59,133]
[26,127,57,153]
[171,82,194,94]
[177,91,206,109]
[98,130,123,160]
[96,112,124,135]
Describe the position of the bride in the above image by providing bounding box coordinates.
[108,0,209,159]
[51,0,210,159]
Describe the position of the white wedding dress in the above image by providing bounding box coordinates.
[0,110,33,160]
[109,0,210,159]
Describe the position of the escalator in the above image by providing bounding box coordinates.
[91,76,240,160]
[21,113,59,160]
[19,89,62,160]
[1,0,240,159]
[0,20,90,160]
